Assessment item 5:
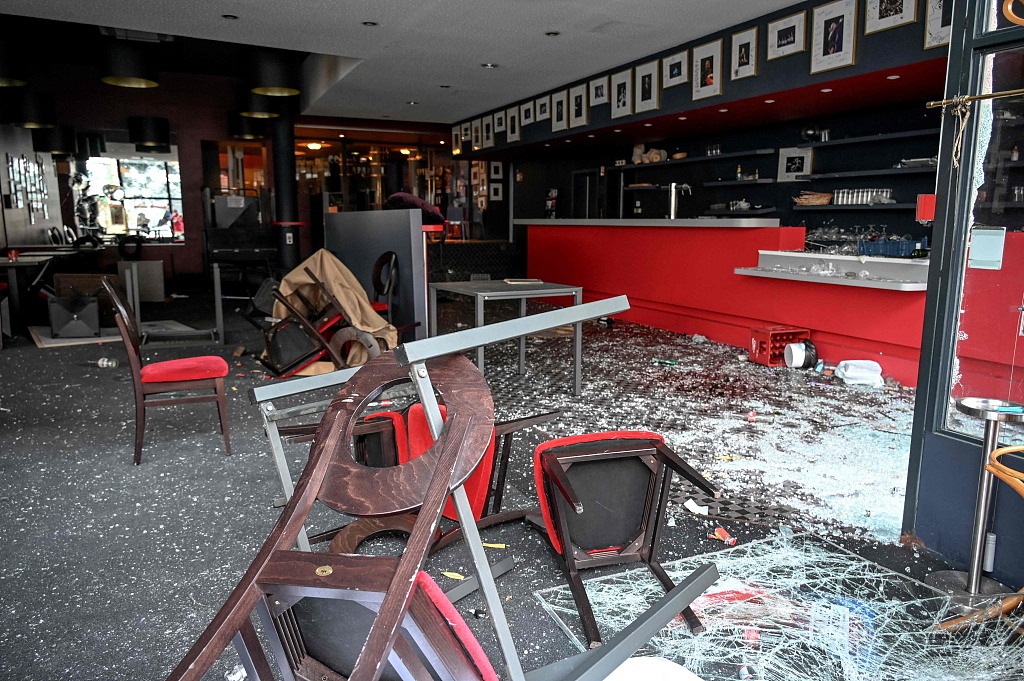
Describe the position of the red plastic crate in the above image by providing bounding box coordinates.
[749,326,810,367]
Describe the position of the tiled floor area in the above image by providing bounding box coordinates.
[1,294,1017,680]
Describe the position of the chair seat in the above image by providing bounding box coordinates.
[141,356,229,383]
[370,301,388,312]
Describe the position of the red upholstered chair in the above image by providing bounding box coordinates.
[534,430,722,647]
[100,277,230,465]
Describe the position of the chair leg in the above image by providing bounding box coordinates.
[134,397,146,466]
[649,559,704,635]
[215,378,231,454]
[562,559,604,647]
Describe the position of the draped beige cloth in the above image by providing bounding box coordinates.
[273,249,398,368]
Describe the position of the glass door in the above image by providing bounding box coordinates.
[944,46,1024,444]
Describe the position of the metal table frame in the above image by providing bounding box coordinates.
[429,280,584,395]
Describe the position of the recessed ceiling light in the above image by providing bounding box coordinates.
[644,123,653,127]
[440,85,451,89]
[481,63,499,69]
[400,148,411,155]
[544,143,550,147]
[887,75,900,80]
[613,129,621,133]
[362,21,378,26]
[338,134,345,138]
[764,99,775,104]
[382,115,390,118]
[407,101,418,105]
[307,142,322,150]
[351,151,359,155]
[719,108,728,112]
[545,31,561,37]
[221,14,239,20]
[566,139,572,143]
[587,134,595,138]
[678,116,687,120]
[440,140,445,144]
[820,88,833,93]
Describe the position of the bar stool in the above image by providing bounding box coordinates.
[927,397,1024,610]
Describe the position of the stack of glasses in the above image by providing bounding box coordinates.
[833,188,893,205]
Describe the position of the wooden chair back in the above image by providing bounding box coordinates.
[165,351,495,681]
[100,276,143,376]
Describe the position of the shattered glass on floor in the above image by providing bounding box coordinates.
[534,533,1024,681]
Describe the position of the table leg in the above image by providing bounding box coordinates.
[518,298,527,375]
[573,290,582,396]
[5,267,20,332]
[475,295,485,374]
[966,419,1002,593]
[429,287,438,337]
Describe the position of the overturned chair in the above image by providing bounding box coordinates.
[167,297,720,681]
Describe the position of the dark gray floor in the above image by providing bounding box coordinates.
[0,295,951,680]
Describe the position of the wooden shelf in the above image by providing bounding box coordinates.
[704,178,776,186]
[618,148,775,170]
[797,128,940,149]
[703,207,777,215]
[796,167,937,180]
[792,203,917,211]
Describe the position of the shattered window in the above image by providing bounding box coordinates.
[535,533,1024,680]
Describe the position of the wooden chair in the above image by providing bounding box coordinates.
[534,430,722,647]
[314,402,561,554]
[938,444,1024,642]
[164,351,719,681]
[100,277,230,465]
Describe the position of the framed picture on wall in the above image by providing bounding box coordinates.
[506,108,520,142]
[777,147,814,182]
[552,90,568,131]
[634,61,660,113]
[924,0,951,48]
[865,0,917,34]
[662,51,688,88]
[461,122,471,141]
[692,40,723,100]
[520,100,535,125]
[731,27,758,80]
[610,69,632,118]
[494,110,506,133]
[451,126,461,149]
[536,95,551,121]
[490,184,503,201]
[810,0,857,74]
[482,114,494,148]
[471,119,482,148]
[569,84,588,128]
[767,11,807,60]
[590,76,609,105]
[490,161,503,180]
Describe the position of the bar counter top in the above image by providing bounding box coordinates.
[514,217,781,228]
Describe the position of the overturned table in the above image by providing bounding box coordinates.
[429,280,584,394]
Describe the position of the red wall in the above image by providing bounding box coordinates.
[954,231,1024,402]
[527,222,927,385]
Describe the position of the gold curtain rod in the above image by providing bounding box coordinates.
[927,87,1024,109]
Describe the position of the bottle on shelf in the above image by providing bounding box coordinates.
[1012,145,1020,162]
[736,164,742,180]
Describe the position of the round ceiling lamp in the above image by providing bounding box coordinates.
[101,41,159,89]
[0,46,27,87]
[239,90,282,118]
[128,115,171,147]
[8,92,58,129]
[251,50,300,96]
[229,113,266,140]
[32,125,78,154]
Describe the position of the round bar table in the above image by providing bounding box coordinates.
[927,397,1024,610]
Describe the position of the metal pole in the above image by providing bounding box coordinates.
[407,361,525,681]
[260,403,311,552]
[966,418,1001,593]
[213,263,225,345]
